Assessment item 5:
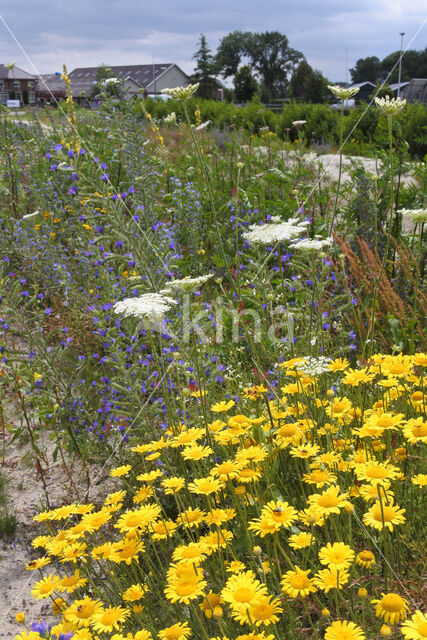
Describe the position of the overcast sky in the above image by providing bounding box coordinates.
[0,1,425,82]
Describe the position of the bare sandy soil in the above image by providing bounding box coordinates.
[0,405,109,638]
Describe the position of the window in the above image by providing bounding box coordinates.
[13,80,21,87]
[0,80,3,88]
[28,91,35,103]
[27,81,34,88]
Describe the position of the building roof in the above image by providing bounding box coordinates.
[352,81,376,88]
[0,64,36,80]
[36,73,66,93]
[68,63,180,94]
[389,82,410,91]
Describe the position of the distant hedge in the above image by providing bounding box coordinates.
[137,97,427,158]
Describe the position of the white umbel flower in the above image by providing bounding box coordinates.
[398,208,427,224]
[161,84,199,101]
[375,95,406,115]
[328,84,360,100]
[292,236,333,251]
[113,293,177,322]
[161,274,214,293]
[244,217,309,245]
[296,356,332,376]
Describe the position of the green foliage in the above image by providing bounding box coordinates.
[288,60,329,103]
[350,47,427,84]
[234,65,258,102]
[192,34,219,100]
[0,509,17,537]
[215,30,303,98]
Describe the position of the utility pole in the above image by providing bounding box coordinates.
[398,32,405,97]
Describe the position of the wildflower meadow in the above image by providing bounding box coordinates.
[0,78,426,640]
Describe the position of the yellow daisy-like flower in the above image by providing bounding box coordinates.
[109,464,132,478]
[63,596,103,627]
[372,592,409,625]
[178,507,206,529]
[356,461,399,484]
[303,468,337,487]
[133,484,154,504]
[288,532,315,550]
[412,474,427,487]
[236,634,275,640]
[290,443,320,459]
[122,583,148,602]
[136,469,163,483]
[324,620,366,640]
[281,567,317,598]
[221,570,268,612]
[341,367,376,386]
[235,444,268,464]
[329,357,350,371]
[158,622,192,640]
[181,444,213,461]
[249,516,280,537]
[205,508,236,527]
[91,605,130,632]
[211,400,235,412]
[150,519,177,540]
[200,592,224,619]
[188,476,223,495]
[80,508,112,532]
[381,354,413,378]
[355,550,376,569]
[115,503,161,533]
[161,476,186,494]
[110,536,145,564]
[201,528,233,551]
[164,572,207,604]
[401,610,427,639]
[104,490,126,507]
[363,500,406,531]
[171,427,205,447]
[227,560,246,573]
[318,542,355,570]
[261,500,298,527]
[403,418,427,444]
[26,556,51,571]
[173,542,209,564]
[308,486,349,518]
[31,574,61,599]
[313,567,350,593]
[210,459,244,480]
[57,569,88,593]
[237,594,283,627]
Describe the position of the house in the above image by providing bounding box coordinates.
[68,63,190,99]
[351,81,377,103]
[0,64,37,106]
[389,81,410,98]
[401,78,427,104]
[36,72,66,105]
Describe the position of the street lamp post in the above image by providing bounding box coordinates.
[398,32,405,97]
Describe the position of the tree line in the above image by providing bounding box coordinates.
[191,31,426,103]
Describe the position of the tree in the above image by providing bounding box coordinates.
[234,65,258,102]
[288,60,329,102]
[215,31,303,99]
[192,34,218,99]
[381,48,427,83]
[215,31,249,78]
[350,56,381,83]
[247,32,303,98]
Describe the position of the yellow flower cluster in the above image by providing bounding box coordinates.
[17,353,426,640]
